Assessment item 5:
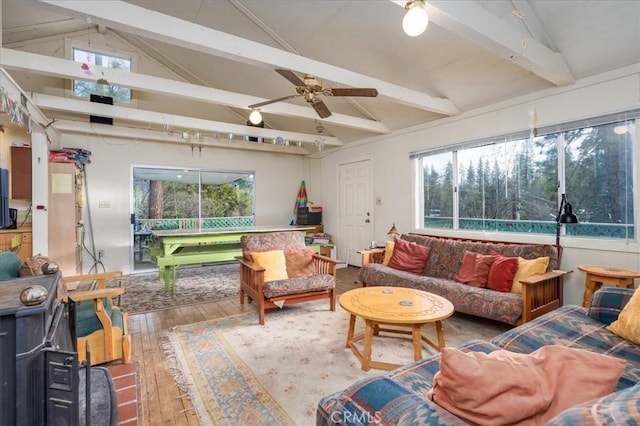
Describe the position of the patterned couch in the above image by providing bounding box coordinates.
[317,287,640,425]
[359,233,568,325]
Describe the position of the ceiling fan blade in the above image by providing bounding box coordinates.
[328,88,379,97]
[248,94,300,109]
[276,69,306,86]
[312,100,332,119]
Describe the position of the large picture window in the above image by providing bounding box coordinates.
[415,112,637,240]
[131,167,255,271]
[564,120,635,239]
[133,167,255,231]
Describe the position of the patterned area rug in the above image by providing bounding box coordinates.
[109,263,240,315]
[162,301,510,425]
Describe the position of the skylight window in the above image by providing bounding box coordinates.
[72,47,132,103]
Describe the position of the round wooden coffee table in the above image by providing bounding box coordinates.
[339,286,454,371]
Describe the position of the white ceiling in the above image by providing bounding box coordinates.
[1,0,639,154]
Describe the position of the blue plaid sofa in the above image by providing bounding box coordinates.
[317,287,640,425]
[359,234,567,325]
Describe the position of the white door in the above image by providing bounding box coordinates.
[338,159,374,267]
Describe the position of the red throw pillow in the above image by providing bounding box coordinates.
[387,238,431,274]
[455,251,496,288]
[487,253,519,292]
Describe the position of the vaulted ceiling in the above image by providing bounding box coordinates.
[2,0,639,154]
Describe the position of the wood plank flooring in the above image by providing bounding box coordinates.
[105,266,362,426]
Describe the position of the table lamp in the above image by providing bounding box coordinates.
[556,194,578,245]
[387,223,399,240]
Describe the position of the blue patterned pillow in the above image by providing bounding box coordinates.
[546,383,640,425]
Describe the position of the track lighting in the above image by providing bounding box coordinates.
[403,0,429,37]
[249,109,263,125]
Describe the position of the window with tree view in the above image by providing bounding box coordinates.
[133,167,255,232]
[72,47,132,103]
[416,114,636,240]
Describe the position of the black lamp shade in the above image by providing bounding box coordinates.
[559,202,578,224]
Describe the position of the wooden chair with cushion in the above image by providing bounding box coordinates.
[239,231,341,325]
[64,271,132,365]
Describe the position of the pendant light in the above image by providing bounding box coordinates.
[249,109,263,125]
[403,0,429,37]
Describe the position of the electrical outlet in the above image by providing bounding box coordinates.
[98,250,105,259]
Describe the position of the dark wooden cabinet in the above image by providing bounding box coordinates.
[10,146,32,200]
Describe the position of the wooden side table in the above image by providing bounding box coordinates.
[578,265,640,307]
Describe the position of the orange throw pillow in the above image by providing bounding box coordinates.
[251,250,288,282]
[455,251,496,288]
[284,249,315,278]
[511,256,550,293]
[486,253,519,292]
[427,346,625,426]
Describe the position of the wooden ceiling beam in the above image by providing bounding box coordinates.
[390,0,575,86]
[0,68,59,143]
[32,0,459,116]
[50,120,312,155]
[2,48,391,134]
[31,93,344,146]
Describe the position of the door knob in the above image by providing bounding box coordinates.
[365,219,370,223]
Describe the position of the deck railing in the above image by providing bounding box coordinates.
[423,217,634,239]
[137,216,255,231]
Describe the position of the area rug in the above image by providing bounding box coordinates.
[108,263,240,315]
[162,302,510,425]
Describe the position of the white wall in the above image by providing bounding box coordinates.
[56,133,309,274]
[319,66,640,307]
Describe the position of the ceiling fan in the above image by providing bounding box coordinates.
[248,69,378,119]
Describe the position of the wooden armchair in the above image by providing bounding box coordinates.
[239,231,341,324]
[64,272,131,365]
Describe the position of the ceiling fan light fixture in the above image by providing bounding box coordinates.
[249,109,263,125]
[403,0,429,37]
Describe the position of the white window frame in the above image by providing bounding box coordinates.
[65,37,138,107]
[411,111,640,244]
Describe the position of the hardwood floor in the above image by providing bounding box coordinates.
[109,266,362,425]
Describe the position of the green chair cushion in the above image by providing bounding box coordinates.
[75,297,118,337]
[0,252,22,281]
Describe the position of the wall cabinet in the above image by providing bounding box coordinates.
[10,146,32,200]
[0,230,32,261]
[48,162,82,276]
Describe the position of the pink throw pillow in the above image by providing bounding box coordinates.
[427,346,626,426]
[387,238,431,274]
[455,251,496,288]
[486,253,519,292]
